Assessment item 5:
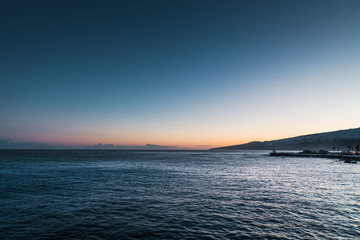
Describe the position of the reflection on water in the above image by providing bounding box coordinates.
[0,150,359,239]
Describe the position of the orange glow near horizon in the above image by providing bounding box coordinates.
[9,124,360,149]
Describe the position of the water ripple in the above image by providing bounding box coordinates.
[0,150,359,239]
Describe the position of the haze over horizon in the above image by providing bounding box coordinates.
[1,0,360,149]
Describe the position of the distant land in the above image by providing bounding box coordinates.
[210,128,360,151]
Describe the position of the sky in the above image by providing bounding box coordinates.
[1,0,360,149]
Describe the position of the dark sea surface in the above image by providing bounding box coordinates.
[0,150,359,240]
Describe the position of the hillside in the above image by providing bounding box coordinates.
[210,128,360,151]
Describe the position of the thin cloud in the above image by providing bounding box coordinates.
[0,139,63,149]
[84,143,179,150]
[196,145,213,148]
[0,139,179,150]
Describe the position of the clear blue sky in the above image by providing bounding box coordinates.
[1,0,360,148]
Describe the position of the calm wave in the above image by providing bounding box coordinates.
[0,150,359,239]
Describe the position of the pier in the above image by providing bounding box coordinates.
[270,152,359,163]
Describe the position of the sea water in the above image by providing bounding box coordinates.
[0,150,359,239]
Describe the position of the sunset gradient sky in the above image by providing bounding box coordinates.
[1,0,360,149]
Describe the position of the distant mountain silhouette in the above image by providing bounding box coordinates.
[210,128,360,151]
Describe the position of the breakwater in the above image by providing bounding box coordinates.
[270,152,359,163]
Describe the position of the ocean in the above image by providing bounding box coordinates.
[0,150,359,239]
